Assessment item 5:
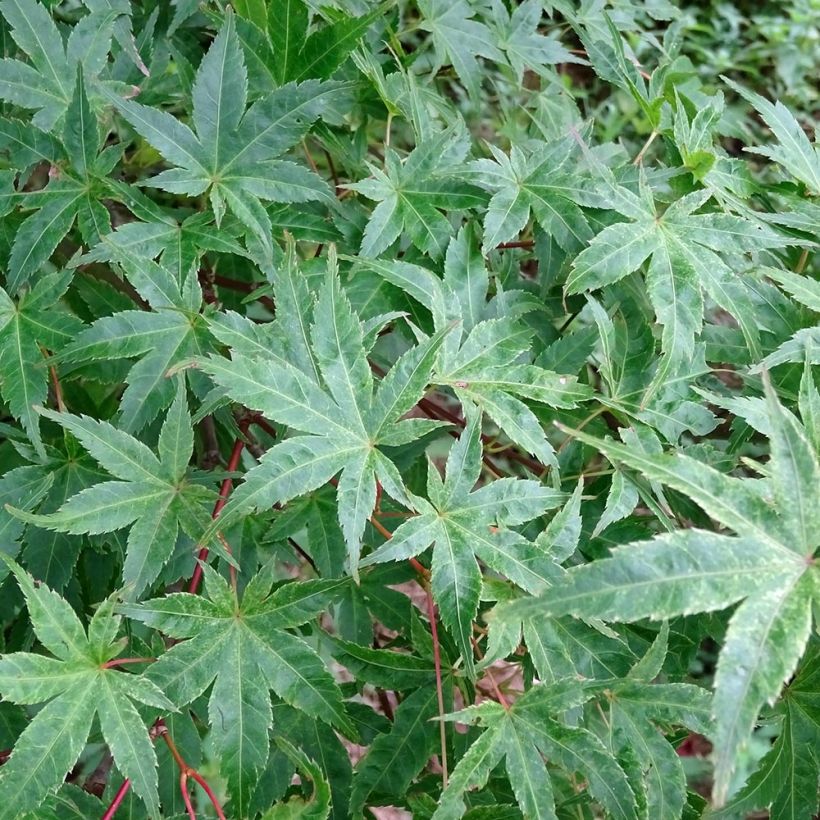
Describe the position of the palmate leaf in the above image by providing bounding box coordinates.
[198,252,450,577]
[346,125,485,258]
[21,440,109,590]
[0,0,117,131]
[434,686,637,820]
[417,0,503,99]
[0,67,116,293]
[567,183,797,402]
[0,271,83,455]
[8,383,212,596]
[466,135,593,254]
[501,376,820,804]
[120,565,352,817]
[57,252,212,431]
[362,408,565,676]
[588,624,715,819]
[712,638,820,820]
[354,228,591,465]
[724,78,820,194]
[238,0,381,85]
[107,10,337,255]
[488,0,583,83]
[0,558,173,819]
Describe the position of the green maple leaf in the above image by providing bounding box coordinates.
[0,271,83,455]
[8,383,214,596]
[20,438,110,589]
[417,0,503,99]
[346,125,485,258]
[79,209,249,284]
[433,685,637,820]
[713,638,820,820]
[263,737,332,820]
[0,558,173,819]
[120,565,353,816]
[57,252,212,431]
[467,135,594,254]
[362,407,565,676]
[107,11,337,255]
[356,228,591,465]
[0,67,119,292]
[567,181,796,402]
[501,375,820,805]
[0,465,53,569]
[198,251,450,576]
[0,0,118,131]
[586,295,717,441]
[724,78,820,194]
[590,623,714,819]
[488,0,584,86]
[240,0,381,85]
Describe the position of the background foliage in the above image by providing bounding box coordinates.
[0,0,818,817]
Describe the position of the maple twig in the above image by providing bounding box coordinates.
[419,395,541,476]
[368,510,446,784]
[250,415,278,439]
[159,722,227,820]
[179,772,196,820]
[424,580,449,787]
[496,239,534,249]
[101,779,131,820]
[49,364,66,412]
[102,657,155,669]
[471,637,510,709]
[794,247,810,274]
[189,430,247,594]
[188,769,227,820]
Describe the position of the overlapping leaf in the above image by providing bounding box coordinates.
[8,384,212,595]
[120,564,352,816]
[363,408,564,675]
[198,252,449,576]
[502,377,820,803]
[107,12,337,256]
[0,558,173,819]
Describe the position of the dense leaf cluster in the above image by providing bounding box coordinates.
[0,0,817,818]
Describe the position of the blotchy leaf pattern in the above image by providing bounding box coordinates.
[0,0,817,818]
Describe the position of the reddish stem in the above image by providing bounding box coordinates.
[424,582,449,787]
[179,772,197,820]
[189,433,246,594]
[102,657,155,669]
[101,779,131,820]
[161,722,227,820]
[189,770,227,820]
[367,509,446,785]
[496,240,534,249]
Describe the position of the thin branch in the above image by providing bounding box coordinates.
[367,510,446,784]
[496,239,534,249]
[189,430,247,594]
[101,779,131,820]
[48,362,66,413]
[179,772,197,820]
[424,581,449,787]
[159,721,227,820]
[633,129,658,165]
[188,769,227,820]
[102,657,156,669]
